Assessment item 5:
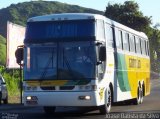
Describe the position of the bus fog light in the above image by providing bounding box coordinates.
[85,96,91,100]
[78,96,91,100]
[26,96,38,101]
[26,96,32,100]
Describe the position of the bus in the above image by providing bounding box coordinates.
[23,13,150,114]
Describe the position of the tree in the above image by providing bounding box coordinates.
[0,35,6,66]
[104,1,151,32]
[150,24,160,72]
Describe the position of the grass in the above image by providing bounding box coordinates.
[0,67,21,104]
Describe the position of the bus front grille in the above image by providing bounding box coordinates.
[60,86,75,90]
[40,86,55,90]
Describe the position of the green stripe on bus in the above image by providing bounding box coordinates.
[117,53,130,92]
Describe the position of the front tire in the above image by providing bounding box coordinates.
[43,106,56,114]
[99,88,112,114]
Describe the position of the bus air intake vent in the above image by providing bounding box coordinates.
[60,86,75,90]
[40,86,55,90]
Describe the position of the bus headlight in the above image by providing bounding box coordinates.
[79,85,97,91]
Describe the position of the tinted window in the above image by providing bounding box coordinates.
[145,40,149,56]
[141,39,146,55]
[115,30,123,49]
[129,34,135,52]
[135,37,141,54]
[106,24,114,48]
[146,41,150,56]
[97,20,105,40]
[123,32,129,51]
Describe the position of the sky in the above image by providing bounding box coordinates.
[0,0,159,25]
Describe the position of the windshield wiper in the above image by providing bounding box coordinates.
[40,49,54,80]
[62,48,78,80]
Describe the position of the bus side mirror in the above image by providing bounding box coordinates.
[15,47,24,65]
[99,46,106,62]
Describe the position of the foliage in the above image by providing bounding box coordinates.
[0,66,20,96]
[0,35,6,66]
[104,1,151,32]
[149,25,160,72]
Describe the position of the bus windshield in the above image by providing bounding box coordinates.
[24,41,96,80]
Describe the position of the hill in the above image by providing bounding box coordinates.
[0,1,103,38]
[0,35,6,65]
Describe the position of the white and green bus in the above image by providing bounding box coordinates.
[23,13,150,114]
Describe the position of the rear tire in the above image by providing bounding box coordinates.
[132,86,141,105]
[43,106,56,114]
[99,88,112,114]
[140,86,144,104]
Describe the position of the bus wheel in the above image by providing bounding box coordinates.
[133,86,141,105]
[99,88,112,114]
[140,86,144,104]
[43,106,56,114]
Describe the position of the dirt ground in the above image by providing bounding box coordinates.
[8,95,21,104]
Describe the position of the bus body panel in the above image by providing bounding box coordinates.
[24,91,101,106]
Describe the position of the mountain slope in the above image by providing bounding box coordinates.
[0,1,104,38]
[0,35,6,65]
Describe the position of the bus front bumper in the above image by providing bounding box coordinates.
[23,91,101,107]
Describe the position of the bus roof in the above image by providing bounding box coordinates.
[27,13,104,22]
[27,13,148,40]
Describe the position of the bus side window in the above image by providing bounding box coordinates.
[147,41,150,56]
[115,29,123,50]
[97,20,105,41]
[135,37,141,54]
[123,32,129,51]
[141,39,146,55]
[145,40,149,56]
[134,36,136,53]
[129,34,135,53]
[105,24,114,48]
